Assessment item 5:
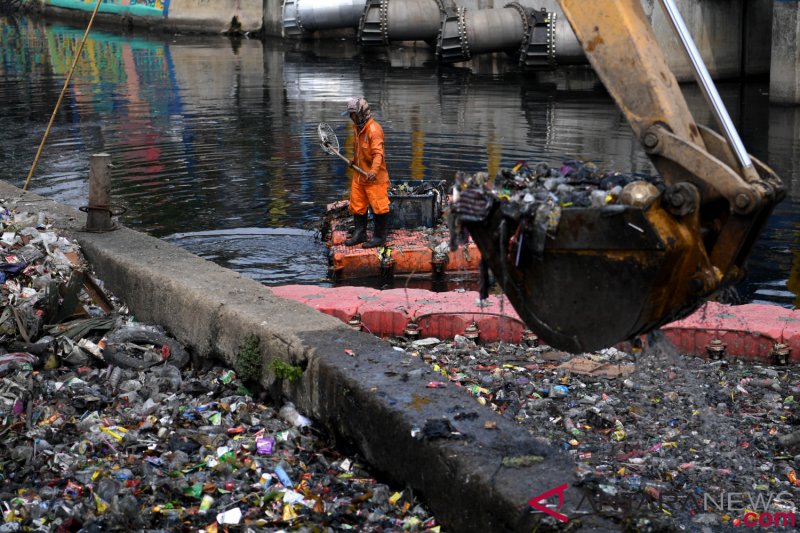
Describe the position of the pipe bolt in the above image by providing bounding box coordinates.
[771,343,791,366]
[522,329,538,347]
[404,321,420,340]
[706,338,726,360]
[464,322,480,341]
[348,314,363,331]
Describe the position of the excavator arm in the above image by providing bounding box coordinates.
[453,0,784,352]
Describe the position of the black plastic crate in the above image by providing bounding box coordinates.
[386,181,444,229]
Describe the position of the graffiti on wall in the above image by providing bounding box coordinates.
[46,0,171,18]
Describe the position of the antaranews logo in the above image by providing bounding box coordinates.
[528,485,798,528]
[739,511,796,528]
[704,492,796,528]
[528,483,569,523]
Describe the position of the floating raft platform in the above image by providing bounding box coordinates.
[272,285,800,364]
[273,284,524,342]
[323,197,482,280]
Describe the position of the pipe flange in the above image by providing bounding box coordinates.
[380,0,389,42]
[457,7,471,61]
[433,0,450,47]
[437,7,470,63]
[359,0,389,46]
[519,8,556,68]
[282,0,305,36]
[295,0,303,34]
[503,2,530,51]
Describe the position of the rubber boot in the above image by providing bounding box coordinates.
[363,213,388,248]
[345,214,367,246]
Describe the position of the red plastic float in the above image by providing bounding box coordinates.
[273,285,800,362]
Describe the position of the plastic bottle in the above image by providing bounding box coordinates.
[590,189,608,208]
[279,403,312,428]
[623,379,640,390]
[564,418,582,437]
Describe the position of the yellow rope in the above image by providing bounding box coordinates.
[23,0,104,191]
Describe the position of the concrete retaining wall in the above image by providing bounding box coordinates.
[0,179,619,532]
[36,0,263,34]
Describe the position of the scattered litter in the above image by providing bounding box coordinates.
[390,328,800,530]
[0,200,442,532]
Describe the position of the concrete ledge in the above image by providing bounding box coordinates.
[0,181,619,532]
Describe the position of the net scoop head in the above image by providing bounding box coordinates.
[317,123,338,155]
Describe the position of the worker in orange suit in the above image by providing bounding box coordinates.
[342,97,391,248]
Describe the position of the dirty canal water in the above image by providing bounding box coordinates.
[1,15,799,306]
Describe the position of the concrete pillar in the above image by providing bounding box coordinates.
[768,106,800,196]
[525,0,749,80]
[264,0,284,37]
[770,0,800,104]
[744,0,773,76]
[167,0,263,32]
[644,0,744,80]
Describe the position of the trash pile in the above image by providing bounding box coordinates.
[392,332,800,531]
[455,160,664,211]
[0,203,441,532]
[450,160,665,251]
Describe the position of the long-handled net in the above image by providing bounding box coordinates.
[317,123,368,176]
[318,122,339,156]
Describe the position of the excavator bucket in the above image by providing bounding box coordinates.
[463,197,716,353]
[452,0,784,352]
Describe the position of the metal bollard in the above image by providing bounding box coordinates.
[82,153,123,232]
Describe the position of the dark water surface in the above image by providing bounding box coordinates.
[1,16,799,306]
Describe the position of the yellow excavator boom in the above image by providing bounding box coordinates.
[453,0,783,352]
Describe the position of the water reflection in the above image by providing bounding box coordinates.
[0,15,798,304]
[165,228,328,285]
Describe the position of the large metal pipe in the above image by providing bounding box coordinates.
[282,0,366,35]
[465,8,527,55]
[283,0,572,68]
[386,0,444,41]
[552,9,585,63]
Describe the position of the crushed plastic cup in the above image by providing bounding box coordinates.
[216,507,242,525]
[279,403,312,428]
